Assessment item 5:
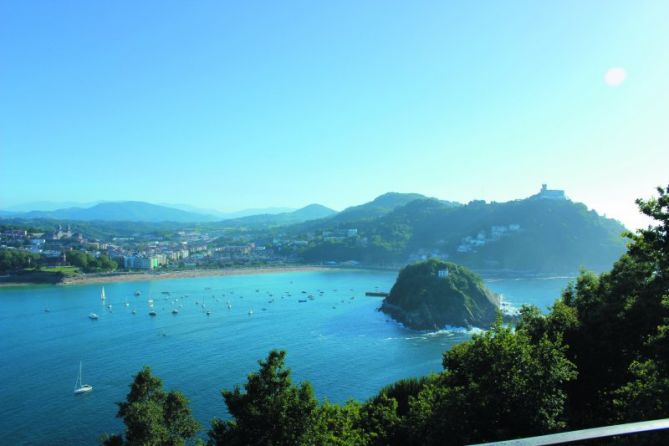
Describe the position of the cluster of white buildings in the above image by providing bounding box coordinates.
[456,224,521,253]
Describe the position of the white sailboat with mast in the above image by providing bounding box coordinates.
[73,361,93,394]
[100,286,106,302]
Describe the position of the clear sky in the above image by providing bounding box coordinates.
[1,1,667,229]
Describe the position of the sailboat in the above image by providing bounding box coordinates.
[100,287,106,302]
[74,362,93,394]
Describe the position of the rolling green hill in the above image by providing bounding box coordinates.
[299,196,627,274]
[217,204,337,227]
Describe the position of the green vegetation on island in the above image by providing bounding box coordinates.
[100,185,669,445]
[381,260,499,330]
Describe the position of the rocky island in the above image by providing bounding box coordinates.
[381,260,500,330]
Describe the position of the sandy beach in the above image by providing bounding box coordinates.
[0,266,332,288]
[58,265,331,286]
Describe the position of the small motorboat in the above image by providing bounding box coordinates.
[88,313,99,320]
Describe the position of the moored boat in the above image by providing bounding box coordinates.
[73,362,93,394]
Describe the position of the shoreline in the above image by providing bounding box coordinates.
[0,266,334,288]
[0,264,579,288]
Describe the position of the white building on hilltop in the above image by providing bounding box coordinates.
[534,184,567,200]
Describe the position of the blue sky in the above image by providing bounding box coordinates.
[1,1,667,229]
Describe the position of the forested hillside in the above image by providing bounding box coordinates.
[300,196,626,273]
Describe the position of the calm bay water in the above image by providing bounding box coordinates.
[0,270,571,445]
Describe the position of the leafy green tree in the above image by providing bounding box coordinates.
[540,185,669,426]
[359,376,433,446]
[208,350,317,446]
[0,248,39,272]
[67,250,90,270]
[96,254,118,271]
[67,250,116,272]
[304,401,366,446]
[102,367,199,446]
[407,317,576,445]
[357,394,401,446]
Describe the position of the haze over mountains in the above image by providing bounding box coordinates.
[0,193,446,224]
[0,201,335,224]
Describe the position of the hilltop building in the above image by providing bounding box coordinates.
[533,184,567,200]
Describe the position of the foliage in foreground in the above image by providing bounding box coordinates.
[104,186,669,445]
[101,367,199,446]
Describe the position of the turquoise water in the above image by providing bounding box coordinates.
[0,270,571,445]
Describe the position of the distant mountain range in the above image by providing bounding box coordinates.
[0,202,219,223]
[0,193,431,225]
[0,201,336,225]
[159,203,297,219]
[220,204,337,227]
[3,201,104,212]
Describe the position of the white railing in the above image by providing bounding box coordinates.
[468,418,669,446]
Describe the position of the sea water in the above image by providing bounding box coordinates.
[0,270,571,445]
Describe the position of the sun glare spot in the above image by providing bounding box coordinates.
[604,67,627,86]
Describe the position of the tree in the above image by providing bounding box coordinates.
[357,394,401,446]
[407,317,576,445]
[304,401,366,446]
[359,376,433,446]
[208,350,317,446]
[102,367,199,446]
[0,248,39,273]
[66,250,116,272]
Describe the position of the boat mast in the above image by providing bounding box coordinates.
[75,361,81,389]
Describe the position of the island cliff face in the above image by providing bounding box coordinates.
[381,260,499,330]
